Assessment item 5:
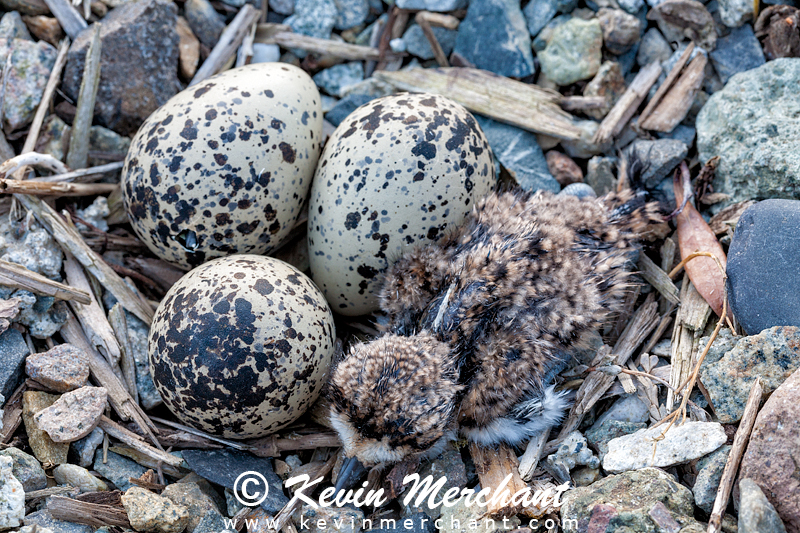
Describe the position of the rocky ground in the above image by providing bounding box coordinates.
[0,0,798,531]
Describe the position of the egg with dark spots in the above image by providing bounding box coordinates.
[307,93,496,316]
[148,255,336,438]
[122,63,323,270]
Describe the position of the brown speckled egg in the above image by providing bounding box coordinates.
[122,63,322,270]
[307,93,496,316]
[148,255,335,438]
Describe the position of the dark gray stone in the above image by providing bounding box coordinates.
[739,478,789,533]
[395,0,466,11]
[181,449,289,514]
[61,0,181,135]
[637,28,671,67]
[454,0,534,78]
[727,200,800,334]
[523,0,559,37]
[585,419,646,460]
[0,12,32,40]
[624,139,688,189]
[333,0,368,30]
[693,445,731,513]
[585,156,617,195]
[23,509,93,533]
[401,24,456,60]
[657,124,696,146]
[0,328,29,400]
[709,24,766,84]
[195,509,237,533]
[0,447,46,491]
[184,0,225,48]
[93,450,147,491]
[325,94,374,126]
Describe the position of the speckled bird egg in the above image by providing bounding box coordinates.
[122,63,323,270]
[307,93,496,316]
[148,255,335,438]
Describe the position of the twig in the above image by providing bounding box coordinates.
[0,152,69,178]
[247,432,342,457]
[593,61,662,145]
[149,416,254,451]
[26,486,76,500]
[0,259,91,303]
[638,43,695,126]
[189,4,260,86]
[266,31,405,62]
[33,162,124,183]
[22,39,70,156]
[42,0,87,39]
[66,23,102,170]
[47,495,131,528]
[638,253,680,305]
[108,303,138,403]
[517,428,549,481]
[98,416,181,467]
[415,11,455,67]
[0,180,117,196]
[706,378,763,533]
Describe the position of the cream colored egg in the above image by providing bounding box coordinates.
[148,255,335,439]
[123,63,322,270]
[308,93,496,316]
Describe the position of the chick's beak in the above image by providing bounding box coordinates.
[334,456,361,494]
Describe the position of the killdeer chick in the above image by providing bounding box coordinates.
[327,189,662,474]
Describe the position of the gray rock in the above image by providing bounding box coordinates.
[0,38,56,131]
[297,505,364,533]
[698,59,800,206]
[181,449,289,514]
[0,447,46,491]
[702,326,800,423]
[93,449,147,491]
[0,329,29,400]
[14,291,68,339]
[727,201,800,333]
[326,94,374,126]
[34,386,108,443]
[559,183,597,198]
[162,482,220,533]
[637,27,672,67]
[313,62,364,97]
[545,431,599,482]
[0,11,32,40]
[401,445,466,519]
[454,0,534,78]
[37,115,70,161]
[585,419,647,460]
[739,478,788,533]
[195,509,236,533]
[285,0,338,54]
[617,0,644,13]
[538,17,603,85]
[561,119,612,158]
[270,0,294,14]
[62,0,181,135]
[26,343,90,393]
[598,8,642,55]
[585,156,617,195]
[53,463,108,493]
[595,392,650,426]
[718,0,753,27]
[401,24,456,60]
[184,0,224,48]
[0,219,63,279]
[88,126,131,168]
[70,427,105,468]
[474,116,559,193]
[333,0,368,30]
[657,124,696,146]
[624,138,688,188]
[710,24,765,84]
[395,0,466,11]
[251,43,280,63]
[76,196,109,232]
[122,487,191,533]
[561,468,704,532]
[23,510,93,533]
[524,0,559,37]
[693,445,730,513]
[603,421,727,473]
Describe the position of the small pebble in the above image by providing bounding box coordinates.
[538,18,603,85]
[546,151,583,186]
[0,447,46,491]
[597,8,642,54]
[0,456,24,529]
[21,15,63,46]
[738,478,788,533]
[53,463,108,493]
[22,390,68,465]
[70,427,104,468]
[26,344,90,392]
[162,482,220,533]
[183,0,224,48]
[34,386,108,443]
[122,487,191,533]
[93,450,147,491]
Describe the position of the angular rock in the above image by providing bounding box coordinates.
[313,62,364,97]
[637,27,672,67]
[122,487,191,533]
[326,94,375,126]
[583,61,626,120]
[594,392,650,426]
[26,344,90,392]
[395,0,466,10]
[585,419,646,460]
[709,24,766,84]
[285,0,337,49]
[333,0,368,30]
[23,510,93,533]
[561,468,704,533]
[162,481,220,533]
[15,292,68,339]
[739,478,788,533]
[76,196,110,232]
[561,119,612,158]
[523,0,559,37]
[585,156,617,195]
[474,116,559,192]
[195,509,236,533]
[184,0,224,49]
[93,450,147,491]
[401,445,466,519]
[702,326,800,423]
[181,449,289,514]
[53,464,108,493]
[0,447,46,491]
[70,427,104,468]
[657,124,696,146]
[624,138,688,189]
[62,0,181,135]
[401,24,456,61]
[598,8,642,55]
[22,15,63,46]
[0,219,63,279]
[693,445,730,513]
[0,456,25,529]
[270,0,294,14]
[251,43,280,63]
[546,151,583,186]
[603,421,727,473]
[545,431,599,482]
[697,59,800,206]
[0,328,29,400]
[739,367,800,533]
[34,386,107,443]
[0,38,56,131]
[454,0,534,78]
[17,526,55,533]
[718,0,753,27]
[727,201,800,333]
[538,18,603,85]
[0,12,32,40]
[22,391,68,465]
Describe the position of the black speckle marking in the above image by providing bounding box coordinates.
[279,142,296,163]
[345,212,361,230]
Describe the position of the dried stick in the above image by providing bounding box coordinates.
[47,495,131,528]
[190,4,260,86]
[0,152,68,178]
[26,486,77,500]
[266,31,405,62]
[66,23,102,170]
[0,382,26,443]
[0,259,91,303]
[149,416,254,451]
[415,11,453,67]
[638,253,680,305]
[33,162,124,183]
[42,0,87,39]
[593,61,662,145]
[469,442,528,518]
[108,303,138,404]
[22,39,70,156]
[98,416,181,467]
[518,428,550,481]
[638,43,695,126]
[0,180,117,196]
[706,378,763,533]
[248,432,342,457]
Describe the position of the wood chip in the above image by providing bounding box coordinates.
[66,23,101,171]
[469,442,528,518]
[0,382,26,443]
[593,61,662,145]
[374,68,583,140]
[98,416,182,467]
[638,254,680,305]
[0,180,117,196]
[518,427,549,481]
[0,259,91,304]
[108,303,138,403]
[708,200,756,235]
[47,495,131,528]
